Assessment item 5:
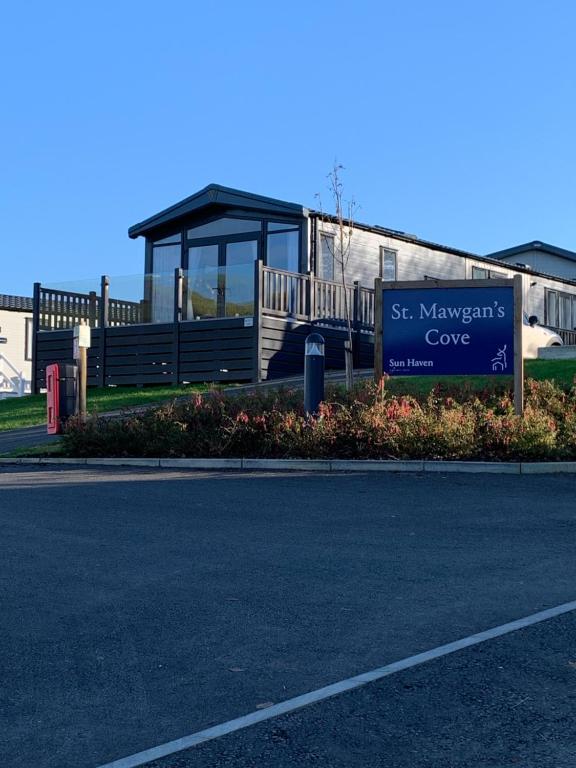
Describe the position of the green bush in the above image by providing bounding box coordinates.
[62,379,576,462]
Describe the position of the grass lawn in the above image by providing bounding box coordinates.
[0,359,574,433]
[383,359,576,398]
[1,442,66,458]
[0,383,215,432]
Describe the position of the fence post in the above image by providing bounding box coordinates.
[253,260,263,383]
[88,291,97,327]
[173,267,183,323]
[307,271,315,323]
[98,276,109,388]
[173,268,183,385]
[353,280,361,368]
[374,278,383,383]
[31,282,41,394]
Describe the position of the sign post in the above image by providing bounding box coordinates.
[73,323,91,419]
[375,277,524,415]
[513,275,524,416]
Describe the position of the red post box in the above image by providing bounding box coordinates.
[46,363,60,434]
[46,363,77,434]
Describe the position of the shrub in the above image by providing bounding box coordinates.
[62,377,576,462]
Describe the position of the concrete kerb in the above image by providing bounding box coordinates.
[1,457,576,474]
[424,461,521,474]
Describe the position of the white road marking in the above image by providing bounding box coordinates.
[96,599,576,768]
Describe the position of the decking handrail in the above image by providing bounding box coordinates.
[260,266,375,328]
[36,265,376,333]
[37,284,143,331]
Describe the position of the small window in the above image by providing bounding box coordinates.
[472,265,507,280]
[267,230,299,272]
[151,244,182,322]
[318,233,335,281]
[546,290,558,326]
[380,247,397,280]
[153,233,181,246]
[560,295,572,329]
[268,221,299,232]
[25,317,33,361]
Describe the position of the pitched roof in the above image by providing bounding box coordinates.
[486,240,576,264]
[0,294,33,312]
[128,184,307,239]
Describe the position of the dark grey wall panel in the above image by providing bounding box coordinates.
[35,329,102,390]
[35,320,256,389]
[260,316,349,379]
[35,314,371,391]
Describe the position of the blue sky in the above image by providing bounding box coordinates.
[2,0,576,296]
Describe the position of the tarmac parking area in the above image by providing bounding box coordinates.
[1,466,576,767]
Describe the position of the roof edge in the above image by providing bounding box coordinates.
[487,240,576,264]
[128,184,307,239]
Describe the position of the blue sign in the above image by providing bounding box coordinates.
[383,286,515,376]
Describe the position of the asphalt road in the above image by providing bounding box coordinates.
[1,467,575,768]
[145,611,576,768]
[0,424,58,453]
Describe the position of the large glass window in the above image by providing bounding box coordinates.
[151,243,181,322]
[187,218,261,239]
[319,233,335,281]
[267,230,299,272]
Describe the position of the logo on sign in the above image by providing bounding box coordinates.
[491,345,507,371]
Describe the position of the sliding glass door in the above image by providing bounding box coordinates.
[224,240,258,316]
[186,244,219,319]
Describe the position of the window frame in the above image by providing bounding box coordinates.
[379,247,397,281]
[472,265,508,280]
[318,232,335,281]
[545,287,576,329]
[24,317,33,361]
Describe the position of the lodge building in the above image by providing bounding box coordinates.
[31,185,576,392]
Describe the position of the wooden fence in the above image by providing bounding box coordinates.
[37,279,143,331]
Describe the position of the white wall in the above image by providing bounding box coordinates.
[314,221,467,286]
[0,309,32,395]
[310,218,576,329]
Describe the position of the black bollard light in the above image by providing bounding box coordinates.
[304,332,325,416]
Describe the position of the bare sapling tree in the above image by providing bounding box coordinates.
[316,163,359,390]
